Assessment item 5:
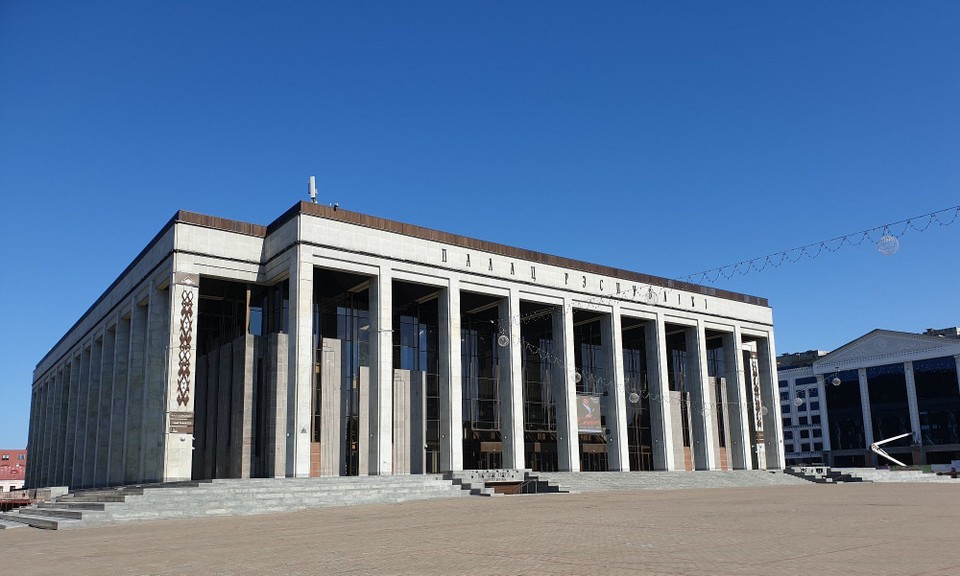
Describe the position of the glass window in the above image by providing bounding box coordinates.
[800,429,810,439]
[867,363,911,442]
[810,401,820,411]
[779,381,789,391]
[914,356,960,446]
[813,442,823,451]
[799,416,808,425]
[812,414,821,425]
[826,369,865,450]
[782,418,792,428]
[813,428,822,438]
[784,431,794,440]
[808,388,819,398]
[797,377,817,386]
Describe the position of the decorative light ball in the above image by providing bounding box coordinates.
[497,334,510,347]
[628,392,640,404]
[877,234,899,256]
[574,372,582,384]
[760,406,769,416]
[793,397,804,407]
[831,376,842,387]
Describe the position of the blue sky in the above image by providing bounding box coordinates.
[1,1,957,447]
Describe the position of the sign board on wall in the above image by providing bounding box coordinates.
[169,412,194,434]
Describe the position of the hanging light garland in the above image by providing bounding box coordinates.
[681,204,960,285]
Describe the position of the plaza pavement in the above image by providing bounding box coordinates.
[1,483,958,576]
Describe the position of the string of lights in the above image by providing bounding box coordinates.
[680,204,960,285]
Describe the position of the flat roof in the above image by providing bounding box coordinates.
[180,201,768,306]
[39,202,768,371]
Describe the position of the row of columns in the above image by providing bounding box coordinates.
[27,281,176,488]
[290,262,783,476]
[28,259,783,486]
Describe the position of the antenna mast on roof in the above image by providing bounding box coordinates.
[307,176,318,203]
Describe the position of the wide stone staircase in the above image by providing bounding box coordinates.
[841,467,960,483]
[536,470,810,492]
[445,469,571,496]
[0,475,470,530]
[783,466,867,483]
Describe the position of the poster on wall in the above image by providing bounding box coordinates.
[577,395,603,433]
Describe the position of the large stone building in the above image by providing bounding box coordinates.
[778,328,960,467]
[27,202,783,489]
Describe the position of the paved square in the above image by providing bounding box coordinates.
[2,483,959,576]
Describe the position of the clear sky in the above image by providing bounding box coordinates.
[1,2,957,447]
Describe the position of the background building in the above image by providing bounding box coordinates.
[27,202,783,489]
[778,329,960,467]
[0,450,27,492]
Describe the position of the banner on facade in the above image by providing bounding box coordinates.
[577,395,602,433]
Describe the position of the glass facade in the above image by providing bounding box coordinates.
[622,327,652,471]
[914,357,960,446]
[866,363,911,442]
[826,369,864,450]
[314,285,369,476]
[521,307,558,472]
[461,300,503,470]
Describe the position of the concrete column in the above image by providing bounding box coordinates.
[53,365,69,486]
[81,337,103,487]
[95,326,117,486]
[392,369,410,474]
[229,334,255,478]
[687,323,717,470]
[142,285,170,483]
[42,372,56,487]
[287,255,314,478]
[109,316,131,486]
[320,338,341,476]
[62,354,82,486]
[392,369,425,474]
[815,375,832,452]
[500,291,525,469]
[26,387,40,488]
[904,361,922,447]
[216,342,232,478]
[162,273,199,482]
[202,347,220,479]
[266,333,289,478]
[722,328,751,470]
[68,348,92,487]
[369,267,393,475]
[552,300,579,472]
[858,368,875,449]
[646,315,675,471]
[124,302,148,483]
[358,366,370,476]
[756,334,785,469]
[601,305,629,471]
[28,385,40,487]
[438,279,463,472]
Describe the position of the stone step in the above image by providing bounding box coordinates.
[15,507,93,520]
[58,494,129,503]
[0,511,78,530]
[39,501,108,511]
[0,519,28,529]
